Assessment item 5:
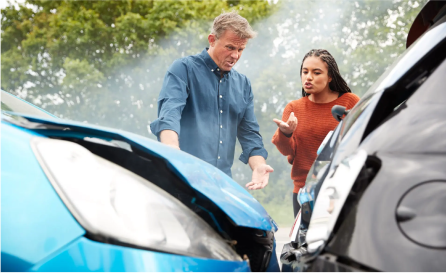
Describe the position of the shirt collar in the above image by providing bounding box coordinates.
[200,48,232,77]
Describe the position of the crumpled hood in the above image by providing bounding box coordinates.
[3,113,277,232]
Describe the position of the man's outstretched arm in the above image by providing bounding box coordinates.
[236,80,272,190]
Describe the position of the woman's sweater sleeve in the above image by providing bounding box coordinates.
[271,102,297,157]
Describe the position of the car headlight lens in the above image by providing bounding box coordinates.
[305,149,367,251]
[31,137,241,261]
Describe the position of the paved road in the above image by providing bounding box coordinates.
[275,227,291,269]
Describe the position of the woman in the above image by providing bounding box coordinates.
[272,49,359,217]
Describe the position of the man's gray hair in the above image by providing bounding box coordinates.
[211,11,257,40]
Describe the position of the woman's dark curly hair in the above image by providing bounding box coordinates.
[300,49,352,97]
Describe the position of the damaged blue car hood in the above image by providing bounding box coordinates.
[3,113,277,232]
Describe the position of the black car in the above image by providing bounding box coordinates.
[281,1,446,271]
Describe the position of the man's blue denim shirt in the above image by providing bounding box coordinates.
[150,48,268,177]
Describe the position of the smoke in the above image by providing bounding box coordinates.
[238,0,399,100]
[48,0,422,194]
[228,0,424,217]
[2,0,426,225]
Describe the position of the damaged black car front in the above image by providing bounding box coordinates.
[280,1,446,271]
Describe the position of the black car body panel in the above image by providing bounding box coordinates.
[324,48,446,272]
[327,154,446,271]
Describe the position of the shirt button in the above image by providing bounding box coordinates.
[218,156,220,159]
[217,68,220,71]
[220,125,223,128]
[220,110,223,113]
[211,69,214,72]
[220,141,222,144]
[219,95,222,98]
[220,80,222,83]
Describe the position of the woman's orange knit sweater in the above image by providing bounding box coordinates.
[272,93,360,193]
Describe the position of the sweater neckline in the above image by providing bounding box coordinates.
[304,94,345,105]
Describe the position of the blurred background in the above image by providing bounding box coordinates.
[1,0,425,226]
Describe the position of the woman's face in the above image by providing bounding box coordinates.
[301,56,332,95]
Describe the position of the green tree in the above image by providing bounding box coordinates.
[2,0,277,129]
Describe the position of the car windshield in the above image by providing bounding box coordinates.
[1,91,55,119]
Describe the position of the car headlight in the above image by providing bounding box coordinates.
[31,137,241,261]
[305,149,367,253]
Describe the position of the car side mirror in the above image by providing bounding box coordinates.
[331,105,350,121]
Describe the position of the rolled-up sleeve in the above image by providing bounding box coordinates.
[237,80,268,164]
[150,60,189,140]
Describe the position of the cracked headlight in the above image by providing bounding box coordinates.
[31,137,241,261]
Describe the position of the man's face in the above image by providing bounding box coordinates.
[207,30,248,72]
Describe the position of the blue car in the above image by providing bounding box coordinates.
[1,90,279,272]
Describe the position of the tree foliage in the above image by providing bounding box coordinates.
[2,0,276,125]
[1,0,426,225]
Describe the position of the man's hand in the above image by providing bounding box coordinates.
[245,164,274,190]
[273,112,298,135]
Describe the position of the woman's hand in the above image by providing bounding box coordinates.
[273,112,298,135]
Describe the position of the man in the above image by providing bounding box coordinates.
[150,11,273,190]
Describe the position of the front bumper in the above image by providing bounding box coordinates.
[28,237,250,272]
